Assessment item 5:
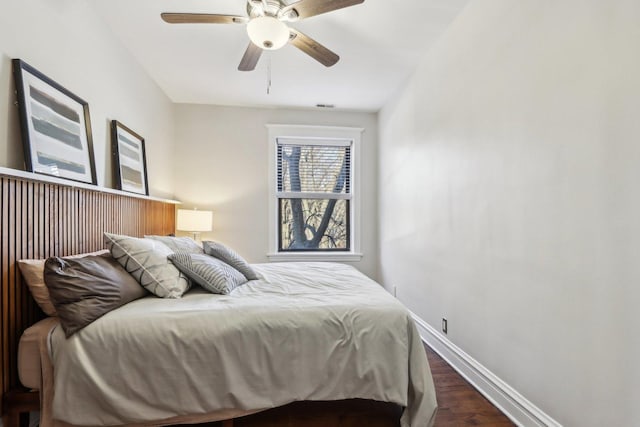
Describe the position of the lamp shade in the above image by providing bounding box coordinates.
[247,16,290,50]
[176,209,213,232]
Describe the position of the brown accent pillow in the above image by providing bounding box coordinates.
[44,254,147,337]
[18,250,109,317]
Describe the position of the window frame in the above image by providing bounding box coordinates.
[267,124,363,261]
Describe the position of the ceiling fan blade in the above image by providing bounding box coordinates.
[161,13,248,24]
[282,0,364,20]
[289,29,339,67]
[238,42,263,71]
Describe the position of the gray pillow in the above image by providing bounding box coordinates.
[168,252,247,295]
[104,232,190,298]
[144,235,204,254]
[44,254,147,337]
[202,241,258,281]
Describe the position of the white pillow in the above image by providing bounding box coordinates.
[144,235,204,254]
[104,232,190,298]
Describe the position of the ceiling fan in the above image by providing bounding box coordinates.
[161,0,364,71]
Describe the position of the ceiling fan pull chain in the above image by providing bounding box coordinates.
[266,53,272,95]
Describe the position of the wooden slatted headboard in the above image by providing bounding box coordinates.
[0,170,177,410]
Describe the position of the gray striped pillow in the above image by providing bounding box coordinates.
[202,241,258,281]
[168,252,247,295]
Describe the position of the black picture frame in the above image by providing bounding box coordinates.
[111,120,149,196]
[12,59,97,185]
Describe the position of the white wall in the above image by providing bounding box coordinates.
[379,1,640,426]
[173,105,379,279]
[0,0,175,197]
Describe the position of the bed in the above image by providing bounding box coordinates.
[19,260,436,427]
[0,173,436,427]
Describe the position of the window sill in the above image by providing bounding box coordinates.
[267,252,363,262]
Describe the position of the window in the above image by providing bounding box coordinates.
[268,125,362,261]
[277,140,351,251]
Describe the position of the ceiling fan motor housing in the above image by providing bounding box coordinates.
[247,0,299,21]
[248,0,279,18]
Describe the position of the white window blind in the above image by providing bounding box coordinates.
[276,139,351,198]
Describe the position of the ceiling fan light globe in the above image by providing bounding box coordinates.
[247,16,289,50]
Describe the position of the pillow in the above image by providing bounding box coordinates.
[144,235,204,254]
[104,232,190,298]
[18,249,109,316]
[44,254,148,337]
[202,241,258,281]
[168,252,247,295]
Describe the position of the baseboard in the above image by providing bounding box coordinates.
[410,311,562,427]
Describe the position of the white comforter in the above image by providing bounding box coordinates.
[49,262,437,426]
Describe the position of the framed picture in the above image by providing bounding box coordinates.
[12,59,97,185]
[111,120,149,195]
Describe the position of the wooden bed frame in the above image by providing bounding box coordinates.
[0,169,401,427]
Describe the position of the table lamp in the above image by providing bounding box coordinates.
[176,208,213,240]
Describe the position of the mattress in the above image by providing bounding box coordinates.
[37,262,436,426]
[18,317,59,390]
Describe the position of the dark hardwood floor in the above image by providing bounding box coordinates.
[426,345,515,426]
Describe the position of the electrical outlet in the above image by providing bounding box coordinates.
[442,318,448,334]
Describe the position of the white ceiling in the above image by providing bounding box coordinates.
[91,0,469,112]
